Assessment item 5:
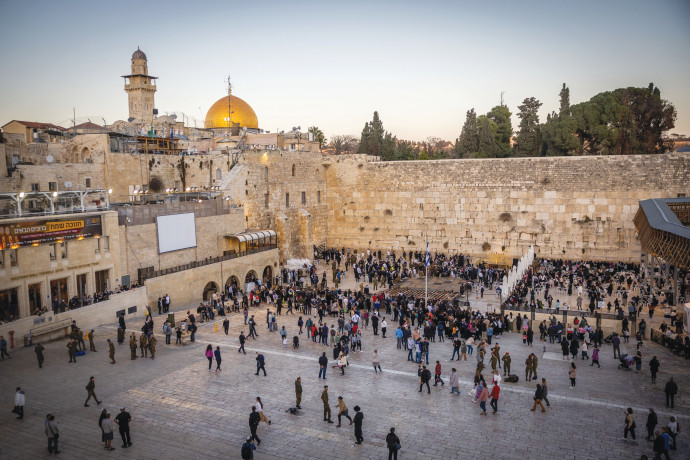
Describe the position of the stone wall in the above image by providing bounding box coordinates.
[324,153,690,262]
[143,248,279,309]
[119,209,245,280]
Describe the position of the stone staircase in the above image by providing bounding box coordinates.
[218,163,246,198]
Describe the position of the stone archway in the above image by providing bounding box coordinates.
[262,266,273,287]
[225,275,239,294]
[81,146,90,163]
[245,270,258,291]
[202,281,219,301]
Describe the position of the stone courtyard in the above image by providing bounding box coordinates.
[0,283,687,460]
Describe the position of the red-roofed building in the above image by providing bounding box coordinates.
[1,120,67,144]
[72,122,107,134]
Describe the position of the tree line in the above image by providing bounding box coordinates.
[348,83,676,160]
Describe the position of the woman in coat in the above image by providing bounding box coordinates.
[255,397,271,426]
[569,362,577,388]
[338,352,348,375]
[372,350,382,373]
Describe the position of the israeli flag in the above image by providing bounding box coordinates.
[425,241,430,267]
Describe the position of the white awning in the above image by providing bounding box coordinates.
[225,230,276,242]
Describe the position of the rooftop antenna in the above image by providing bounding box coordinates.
[500,91,505,107]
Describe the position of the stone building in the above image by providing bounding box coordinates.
[122,47,157,123]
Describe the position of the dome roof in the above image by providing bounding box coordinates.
[132,47,147,60]
[204,94,259,129]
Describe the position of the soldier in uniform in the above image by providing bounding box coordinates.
[67,339,77,363]
[532,353,539,380]
[294,377,302,409]
[89,329,97,352]
[502,352,511,376]
[139,333,148,358]
[84,376,102,407]
[108,338,116,364]
[129,333,138,360]
[525,354,534,382]
[148,335,157,359]
[322,385,333,423]
[35,342,45,368]
[77,328,86,351]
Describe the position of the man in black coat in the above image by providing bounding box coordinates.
[418,365,431,394]
[645,408,657,440]
[353,406,364,444]
[664,377,678,408]
[248,407,261,445]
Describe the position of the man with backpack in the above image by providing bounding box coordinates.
[386,427,401,460]
[241,436,256,459]
[255,352,266,376]
[418,365,432,394]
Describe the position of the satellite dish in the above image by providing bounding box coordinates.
[171,114,177,120]
[46,154,54,163]
[11,156,19,165]
[64,181,72,189]
[127,117,135,122]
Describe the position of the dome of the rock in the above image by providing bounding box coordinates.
[204,94,258,129]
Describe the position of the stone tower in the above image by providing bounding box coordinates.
[122,47,157,123]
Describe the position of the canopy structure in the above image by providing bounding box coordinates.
[634,198,690,306]
[224,230,277,254]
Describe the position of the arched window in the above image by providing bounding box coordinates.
[216,168,222,181]
[291,164,296,176]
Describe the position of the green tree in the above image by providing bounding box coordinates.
[308,126,326,149]
[559,83,570,115]
[455,109,479,157]
[476,115,498,157]
[358,111,386,157]
[486,105,512,157]
[514,97,543,156]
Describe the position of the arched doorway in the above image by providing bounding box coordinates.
[262,266,273,288]
[202,281,219,301]
[225,275,239,295]
[245,270,258,291]
[216,168,222,181]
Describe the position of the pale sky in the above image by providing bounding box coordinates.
[1,0,689,142]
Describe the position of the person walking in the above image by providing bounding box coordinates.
[319,352,328,379]
[34,343,45,368]
[108,338,116,364]
[214,346,222,371]
[294,377,302,409]
[241,436,256,459]
[623,407,636,440]
[386,427,401,460]
[248,407,261,446]
[478,383,489,415]
[84,376,102,407]
[223,318,230,336]
[13,387,25,419]
[449,368,460,395]
[419,365,431,394]
[490,383,500,414]
[353,406,364,444]
[664,377,677,408]
[322,385,333,423]
[238,332,246,354]
[101,412,115,451]
[99,408,108,448]
[381,318,388,338]
[373,350,382,373]
[645,408,658,441]
[336,396,353,427]
[591,346,601,368]
[338,351,347,376]
[205,344,214,371]
[45,414,60,454]
[114,407,132,448]
[649,356,660,383]
[255,397,271,426]
[0,335,10,360]
[569,362,577,388]
[531,384,546,413]
[541,378,551,407]
[255,352,267,376]
[433,360,444,386]
[666,415,679,450]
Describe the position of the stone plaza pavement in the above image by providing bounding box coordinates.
[0,299,688,459]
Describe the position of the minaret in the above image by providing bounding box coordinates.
[122,47,157,123]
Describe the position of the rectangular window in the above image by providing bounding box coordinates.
[10,249,18,267]
[285,193,290,208]
[103,236,110,252]
[31,183,40,191]
[49,182,57,191]
[317,191,321,204]
[60,241,67,259]
[95,238,101,254]
[49,243,57,261]
[264,193,269,208]
[85,178,91,188]
[301,191,306,205]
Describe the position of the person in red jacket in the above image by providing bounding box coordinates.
[490,384,500,414]
[433,361,444,386]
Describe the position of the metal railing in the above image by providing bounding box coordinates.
[144,245,277,281]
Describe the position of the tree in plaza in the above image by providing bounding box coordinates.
[514,97,543,156]
[308,126,326,150]
[476,115,499,157]
[486,105,512,157]
[455,108,479,157]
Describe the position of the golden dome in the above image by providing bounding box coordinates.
[204,94,259,129]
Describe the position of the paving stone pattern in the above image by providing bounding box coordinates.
[0,294,688,459]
